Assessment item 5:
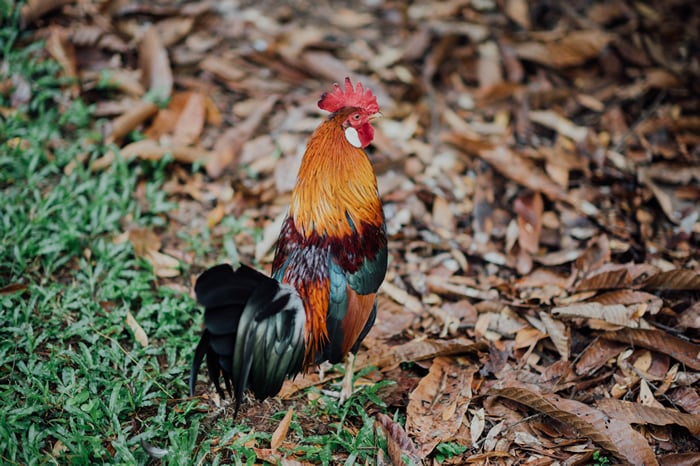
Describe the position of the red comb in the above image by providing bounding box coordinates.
[318,77,379,114]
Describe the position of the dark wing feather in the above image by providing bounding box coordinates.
[346,242,387,295]
[323,260,349,363]
[324,226,388,362]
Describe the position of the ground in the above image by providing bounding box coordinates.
[1,0,699,464]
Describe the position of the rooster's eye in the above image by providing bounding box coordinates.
[352,113,361,120]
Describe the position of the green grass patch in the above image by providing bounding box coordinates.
[0,5,391,465]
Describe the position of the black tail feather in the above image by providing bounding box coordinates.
[189,263,305,415]
[189,332,209,397]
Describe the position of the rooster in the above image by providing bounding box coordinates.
[190,78,387,412]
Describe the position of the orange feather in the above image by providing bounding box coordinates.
[290,107,384,239]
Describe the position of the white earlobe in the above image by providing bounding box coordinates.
[344,127,362,148]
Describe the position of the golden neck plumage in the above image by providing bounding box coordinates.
[290,115,382,238]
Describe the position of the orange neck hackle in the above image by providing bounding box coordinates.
[289,108,383,240]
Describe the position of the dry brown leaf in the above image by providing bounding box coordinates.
[199,55,246,82]
[173,92,206,145]
[138,27,173,102]
[513,327,547,350]
[124,139,209,164]
[125,310,148,347]
[595,398,700,436]
[642,269,700,291]
[45,26,79,97]
[20,0,73,27]
[539,311,569,360]
[432,195,455,232]
[357,337,483,374]
[146,250,180,278]
[477,41,503,89]
[474,144,597,216]
[406,357,476,458]
[492,387,658,465]
[575,235,612,276]
[469,407,485,446]
[504,0,530,29]
[513,31,614,68]
[513,191,543,254]
[381,281,423,313]
[93,69,145,97]
[154,17,194,48]
[206,94,278,178]
[127,228,160,257]
[669,386,700,415]
[271,407,294,450]
[678,302,700,331]
[127,228,180,277]
[657,453,700,466]
[552,302,640,328]
[575,338,627,375]
[375,413,420,466]
[601,328,700,370]
[424,275,497,301]
[528,110,589,142]
[0,283,29,295]
[106,101,159,145]
[299,53,392,108]
[94,139,209,170]
[206,202,225,229]
[369,295,418,339]
[591,289,662,313]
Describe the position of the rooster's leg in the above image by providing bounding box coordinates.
[338,352,356,404]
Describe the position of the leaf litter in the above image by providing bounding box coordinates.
[18,0,700,463]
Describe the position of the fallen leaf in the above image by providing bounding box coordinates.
[206,95,278,178]
[271,407,294,450]
[138,27,173,102]
[45,26,79,97]
[513,191,543,254]
[540,311,569,360]
[601,328,700,370]
[504,0,530,29]
[552,302,641,328]
[375,412,420,466]
[575,338,627,375]
[126,310,148,347]
[106,100,159,144]
[642,269,700,291]
[513,31,614,68]
[492,387,658,465]
[173,91,206,145]
[0,283,28,295]
[595,398,700,435]
[206,202,225,229]
[127,228,180,277]
[528,110,589,142]
[20,0,73,27]
[406,357,476,458]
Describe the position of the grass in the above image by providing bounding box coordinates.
[0,5,390,465]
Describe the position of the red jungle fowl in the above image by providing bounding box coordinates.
[190,78,388,413]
